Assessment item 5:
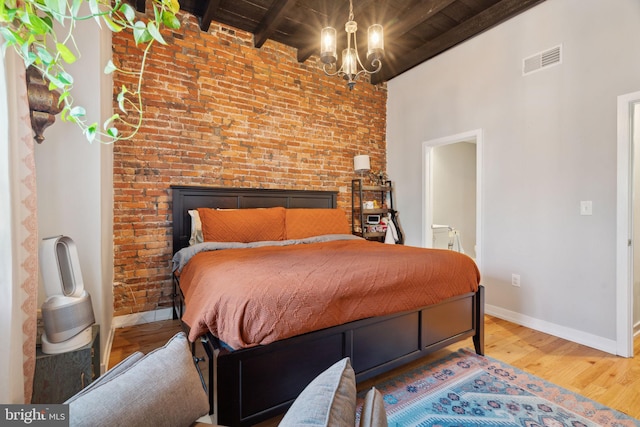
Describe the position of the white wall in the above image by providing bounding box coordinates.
[34,17,113,371]
[387,0,640,351]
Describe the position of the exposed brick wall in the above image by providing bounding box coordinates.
[111,12,387,316]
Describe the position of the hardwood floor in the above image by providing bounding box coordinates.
[109,315,640,423]
[108,318,186,365]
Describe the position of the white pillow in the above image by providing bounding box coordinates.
[188,209,204,245]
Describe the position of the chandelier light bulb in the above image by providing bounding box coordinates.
[343,48,357,78]
[367,24,384,61]
[321,27,337,64]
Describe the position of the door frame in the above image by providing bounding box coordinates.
[616,91,640,357]
[422,129,483,270]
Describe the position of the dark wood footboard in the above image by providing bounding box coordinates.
[190,285,484,426]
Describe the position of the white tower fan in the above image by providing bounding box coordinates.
[40,236,95,354]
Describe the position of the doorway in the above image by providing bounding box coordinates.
[616,91,640,357]
[633,102,640,342]
[422,129,483,269]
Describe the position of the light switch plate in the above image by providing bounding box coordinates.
[580,201,593,216]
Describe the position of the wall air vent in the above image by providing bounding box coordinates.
[522,44,562,76]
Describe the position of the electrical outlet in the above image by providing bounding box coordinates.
[511,274,521,287]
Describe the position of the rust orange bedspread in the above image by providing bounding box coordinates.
[177,239,480,348]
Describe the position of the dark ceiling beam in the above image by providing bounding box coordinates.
[254,0,298,48]
[134,0,145,13]
[297,44,315,63]
[200,0,222,32]
[372,0,546,84]
[351,0,378,20]
[287,20,324,62]
[386,0,457,39]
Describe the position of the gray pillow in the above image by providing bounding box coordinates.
[66,351,144,402]
[66,332,209,427]
[279,358,356,427]
[359,387,388,427]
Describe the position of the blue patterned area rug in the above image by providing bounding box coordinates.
[356,348,639,427]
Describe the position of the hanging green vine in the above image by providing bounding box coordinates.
[0,0,180,143]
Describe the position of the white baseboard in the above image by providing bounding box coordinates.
[485,304,618,355]
[111,307,174,329]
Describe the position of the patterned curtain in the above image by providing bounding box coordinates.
[0,47,39,404]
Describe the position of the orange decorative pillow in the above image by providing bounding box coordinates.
[197,207,286,243]
[285,209,350,239]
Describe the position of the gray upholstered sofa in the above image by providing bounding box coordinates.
[65,332,387,427]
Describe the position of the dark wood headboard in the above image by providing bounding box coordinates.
[171,186,338,253]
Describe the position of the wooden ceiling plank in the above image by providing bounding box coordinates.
[372,0,546,83]
[183,0,547,84]
[255,0,298,48]
[387,0,457,39]
[200,0,222,32]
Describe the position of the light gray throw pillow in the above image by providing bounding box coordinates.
[279,357,356,427]
[359,387,388,427]
[65,351,144,402]
[65,332,209,427]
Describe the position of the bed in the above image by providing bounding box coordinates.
[171,185,484,426]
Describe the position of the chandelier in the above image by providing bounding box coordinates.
[320,0,384,90]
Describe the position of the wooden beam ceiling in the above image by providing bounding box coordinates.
[149,0,548,84]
